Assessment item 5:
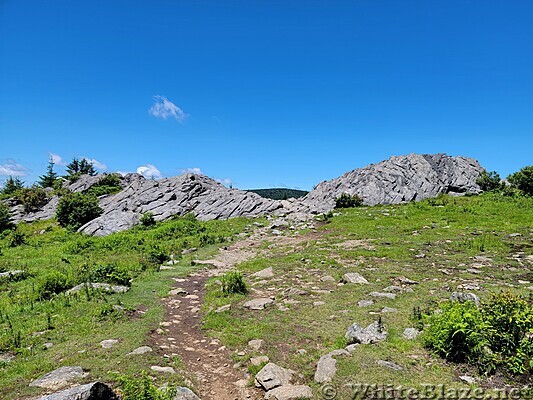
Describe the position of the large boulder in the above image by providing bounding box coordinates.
[255,363,294,391]
[345,321,388,345]
[34,382,119,400]
[302,153,484,211]
[29,366,88,391]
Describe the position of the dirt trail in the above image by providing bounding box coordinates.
[150,224,320,399]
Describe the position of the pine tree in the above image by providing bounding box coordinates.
[66,158,97,180]
[38,159,58,188]
[1,176,24,195]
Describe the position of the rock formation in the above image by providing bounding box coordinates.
[7,153,485,236]
[301,153,484,212]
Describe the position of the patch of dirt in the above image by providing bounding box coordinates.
[149,224,324,399]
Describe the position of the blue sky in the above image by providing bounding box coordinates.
[1,1,531,190]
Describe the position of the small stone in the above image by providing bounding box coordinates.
[264,385,313,400]
[343,273,369,284]
[250,355,269,366]
[358,300,374,307]
[128,346,153,356]
[403,328,421,340]
[377,360,403,371]
[253,267,274,278]
[150,366,176,374]
[248,339,264,351]
[450,292,480,306]
[174,386,201,400]
[459,375,476,384]
[244,298,274,310]
[100,339,119,349]
[369,291,397,299]
[215,304,231,313]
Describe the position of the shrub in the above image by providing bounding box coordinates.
[220,271,247,295]
[423,292,533,376]
[15,187,49,213]
[36,271,69,300]
[335,193,364,208]
[113,371,177,400]
[140,212,156,227]
[1,177,24,196]
[0,203,12,233]
[508,166,533,196]
[85,173,122,197]
[8,229,26,247]
[89,264,130,286]
[56,193,103,231]
[476,170,502,192]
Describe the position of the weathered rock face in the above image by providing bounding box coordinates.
[8,154,485,236]
[302,153,484,212]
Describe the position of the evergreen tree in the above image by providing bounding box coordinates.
[2,176,24,195]
[38,159,58,188]
[66,158,97,180]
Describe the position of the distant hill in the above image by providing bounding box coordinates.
[248,188,309,200]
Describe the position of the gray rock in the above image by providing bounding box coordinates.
[459,375,476,384]
[29,366,88,390]
[0,270,25,279]
[127,346,152,355]
[381,307,398,313]
[343,273,369,284]
[255,363,294,391]
[252,267,274,278]
[403,328,421,340]
[314,349,349,383]
[215,304,231,313]
[67,283,129,295]
[376,360,404,371]
[302,153,484,211]
[248,339,264,351]
[358,300,374,307]
[264,385,313,400]
[450,291,480,306]
[34,382,119,400]
[100,339,118,349]
[369,291,397,299]
[345,321,388,345]
[244,298,274,310]
[173,387,201,400]
[250,355,269,366]
[150,366,176,374]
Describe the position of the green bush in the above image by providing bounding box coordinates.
[335,193,364,208]
[36,271,70,300]
[220,271,247,295]
[8,229,26,247]
[508,166,533,196]
[476,170,502,192]
[0,202,12,233]
[15,187,49,213]
[140,212,156,227]
[56,192,103,231]
[85,173,122,197]
[423,292,533,375]
[89,264,130,286]
[114,371,177,400]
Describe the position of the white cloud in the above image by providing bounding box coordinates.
[82,157,108,171]
[149,96,188,122]
[49,152,66,166]
[215,177,233,187]
[0,159,29,177]
[181,167,203,175]
[137,164,162,179]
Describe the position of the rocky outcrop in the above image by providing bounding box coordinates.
[34,382,119,400]
[301,153,484,212]
[8,154,485,236]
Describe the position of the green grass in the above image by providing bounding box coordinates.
[201,193,532,396]
[0,214,252,399]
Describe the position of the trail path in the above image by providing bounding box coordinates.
[150,223,319,399]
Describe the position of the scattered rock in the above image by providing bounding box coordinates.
[34,381,119,400]
[150,366,176,374]
[173,387,201,400]
[168,288,188,296]
[345,321,388,345]
[253,267,274,278]
[343,272,369,284]
[358,300,374,307]
[215,304,231,313]
[192,259,226,268]
[29,366,88,390]
[450,291,480,306]
[127,346,152,356]
[320,275,336,282]
[369,291,397,299]
[381,307,398,313]
[282,287,308,297]
[248,339,264,351]
[314,349,349,383]
[67,283,129,295]
[244,298,274,310]
[264,385,313,400]
[397,276,419,285]
[403,328,421,340]
[250,355,270,366]
[376,360,403,371]
[255,363,294,391]
[313,301,325,306]
[459,375,476,384]
[100,339,118,349]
